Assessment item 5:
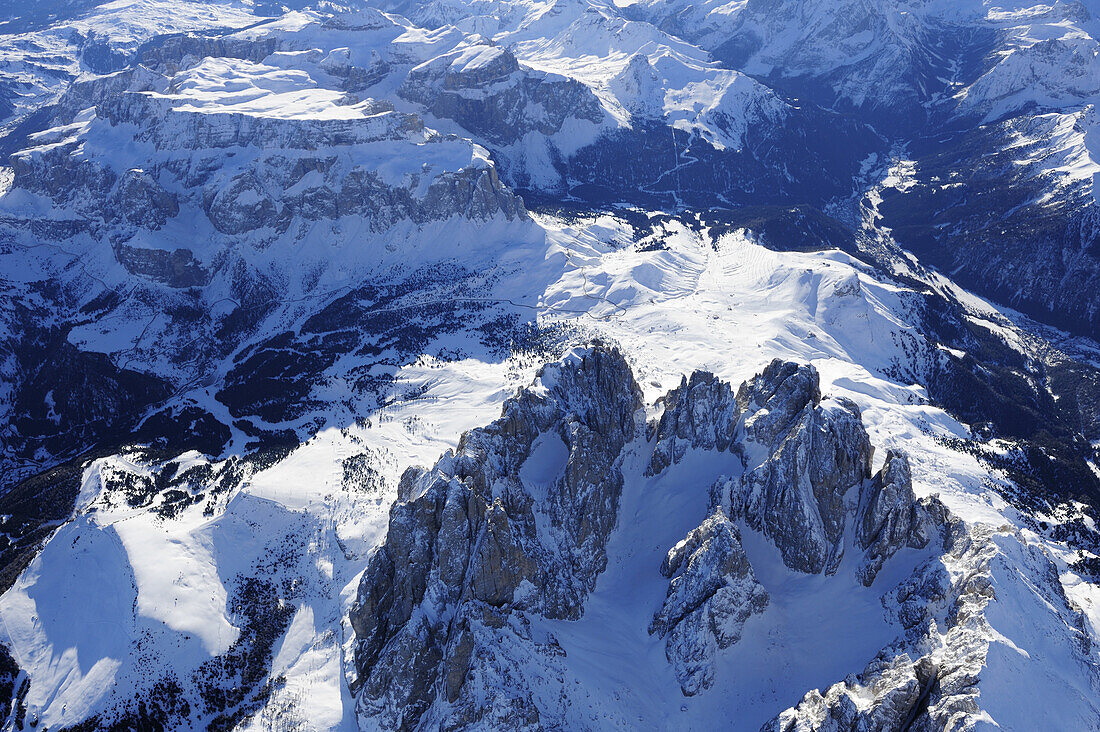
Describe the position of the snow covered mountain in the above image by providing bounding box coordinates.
[0,0,1099,730]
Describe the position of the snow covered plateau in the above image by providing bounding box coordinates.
[1,0,1100,730]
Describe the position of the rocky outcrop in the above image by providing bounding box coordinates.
[729,362,872,575]
[735,391,871,575]
[419,165,527,222]
[856,450,940,586]
[113,244,208,287]
[6,4,1100,729]
[14,80,527,247]
[763,520,997,732]
[735,359,823,450]
[204,171,287,235]
[647,370,739,476]
[10,138,117,211]
[768,653,940,732]
[113,168,179,229]
[53,65,167,120]
[350,352,959,726]
[650,510,769,695]
[349,346,642,729]
[764,497,1100,732]
[646,360,822,479]
[136,33,278,73]
[400,43,606,147]
[651,360,943,579]
[351,472,537,728]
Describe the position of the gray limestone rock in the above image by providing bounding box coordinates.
[349,354,962,730]
[113,168,179,229]
[650,510,769,695]
[734,378,873,575]
[420,165,527,223]
[767,654,938,732]
[113,244,208,287]
[12,69,528,253]
[399,43,605,147]
[736,359,823,450]
[647,370,740,476]
[764,515,1091,732]
[856,450,940,586]
[205,171,286,235]
[10,139,116,212]
[349,345,642,730]
[98,91,422,151]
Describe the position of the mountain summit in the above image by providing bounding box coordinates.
[0,0,1098,729]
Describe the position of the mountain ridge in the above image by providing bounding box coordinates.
[0,0,1098,729]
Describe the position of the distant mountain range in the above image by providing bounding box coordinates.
[0,1,1098,729]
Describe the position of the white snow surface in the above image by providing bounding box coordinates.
[3,215,1098,728]
[0,0,1098,729]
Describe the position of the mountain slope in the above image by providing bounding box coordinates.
[0,1,1098,730]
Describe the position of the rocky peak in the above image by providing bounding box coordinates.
[609,53,664,116]
[647,359,940,579]
[647,370,739,476]
[735,359,823,451]
[647,359,870,576]
[349,345,642,729]
[734,392,872,575]
[349,352,956,728]
[857,450,943,586]
[650,509,769,695]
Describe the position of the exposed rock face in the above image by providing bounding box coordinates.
[96,91,424,151]
[765,519,1043,732]
[418,165,527,223]
[736,360,823,450]
[350,351,960,727]
[112,168,179,229]
[735,391,872,575]
[5,4,1100,728]
[349,346,642,729]
[400,43,606,147]
[205,171,285,235]
[857,450,939,586]
[136,33,278,72]
[351,473,537,729]
[652,360,942,579]
[763,491,1100,732]
[10,137,117,211]
[768,653,940,732]
[650,510,769,695]
[705,361,873,575]
[647,370,739,476]
[113,244,208,287]
[52,65,167,120]
[11,64,529,264]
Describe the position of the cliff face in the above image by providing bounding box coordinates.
[350,346,642,728]
[347,348,1000,731]
[1,1,1099,729]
